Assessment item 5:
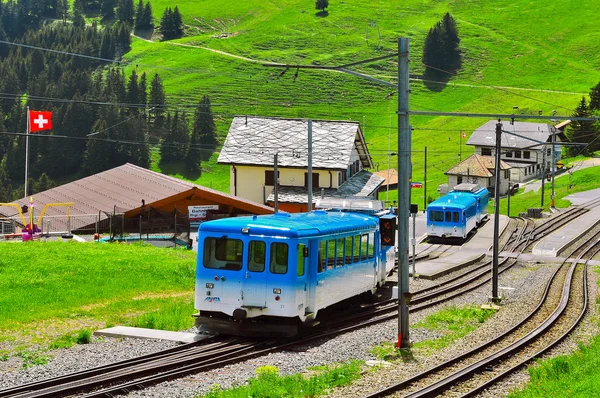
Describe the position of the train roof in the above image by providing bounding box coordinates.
[199,211,379,238]
[428,192,477,210]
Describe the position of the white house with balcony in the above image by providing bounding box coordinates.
[466,120,568,183]
[445,154,512,196]
[218,116,384,213]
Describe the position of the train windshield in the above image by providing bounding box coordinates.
[430,211,444,222]
[203,237,243,270]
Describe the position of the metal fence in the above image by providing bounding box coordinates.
[2,207,191,244]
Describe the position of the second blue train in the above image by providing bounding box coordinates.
[427,183,489,239]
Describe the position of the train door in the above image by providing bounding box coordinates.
[296,241,311,316]
[242,240,267,307]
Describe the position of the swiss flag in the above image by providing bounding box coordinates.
[29,110,53,132]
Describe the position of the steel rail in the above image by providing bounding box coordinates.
[361,230,598,398]
[460,245,599,398]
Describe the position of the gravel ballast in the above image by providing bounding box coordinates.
[3,256,591,398]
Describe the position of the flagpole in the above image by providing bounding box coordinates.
[25,106,30,198]
[459,130,462,162]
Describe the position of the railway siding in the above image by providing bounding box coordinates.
[532,205,600,257]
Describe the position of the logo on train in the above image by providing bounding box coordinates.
[205,297,220,302]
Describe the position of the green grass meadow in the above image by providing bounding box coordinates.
[115,0,600,200]
[0,241,196,346]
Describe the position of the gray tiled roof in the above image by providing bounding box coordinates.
[266,170,385,204]
[467,120,559,150]
[218,116,372,170]
[446,154,511,177]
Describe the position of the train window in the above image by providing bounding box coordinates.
[353,235,361,262]
[326,240,336,270]
[430,211,444,222]
[452,212,459,222]
[336,238,345,267]
[203,237,243,270]
[445,212,451,222]
[318,240,326,273]
[361,234,368,260]
[297,244,306,277]
[368,232,375,259]
[270,242,289,274]
[345,236,353,264]
[248,241,266,272]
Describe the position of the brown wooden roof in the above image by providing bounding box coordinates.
[2,163,273,220]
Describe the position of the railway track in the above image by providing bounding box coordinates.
[361,230,599,398]
[2,205,595,398]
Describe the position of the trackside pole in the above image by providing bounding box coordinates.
[491,121,502,303]
[397,37,411,349]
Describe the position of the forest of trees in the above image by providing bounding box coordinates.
[0,0,216,202]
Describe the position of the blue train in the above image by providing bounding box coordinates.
[427,183,489,239]
[193,200,395,336]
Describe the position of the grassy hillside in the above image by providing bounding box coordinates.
[123,0,600,202]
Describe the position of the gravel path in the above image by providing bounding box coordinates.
[0,258,596,398]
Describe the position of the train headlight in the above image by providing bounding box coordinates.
[206,283,214,289]
[214,276,219,281]
[275,296,281,301]
[273,288,282,294]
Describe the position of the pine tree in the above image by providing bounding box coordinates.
[441,13,460,69]
[566,97,596,156]
[33,173,55,194]
[315,0,328,12]
[142,2,153,29]
[101,0,116,20]
[172,6,183,37]
[116,0,134,23]
[159,6,183,40]
[126,69,139,107]
[159,7,172,39]
[160,111,178,163]
[138,71,147,106]
[72,0,86,27]
[57,0,69,22]
[149,73,166,132]
[133,0,143,31]
[589,81,600,111]
[193,95,218,161]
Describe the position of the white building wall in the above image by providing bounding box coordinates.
[230,165,342,204]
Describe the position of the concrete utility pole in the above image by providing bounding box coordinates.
[308,120,313,211]
[551,130,556,208]
[274,153,279,212]
[423,146,427,211]
[492,121,502,302]
[397,37,411,349]
[541,145,546,207]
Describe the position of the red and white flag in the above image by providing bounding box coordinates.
[29,110,53,132]
[461,131,466,138]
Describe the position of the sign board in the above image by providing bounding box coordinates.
[410,182,423,188]
[188,205,219,221]
[556,160,564,169]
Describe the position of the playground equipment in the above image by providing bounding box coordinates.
[0,198,73,241]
